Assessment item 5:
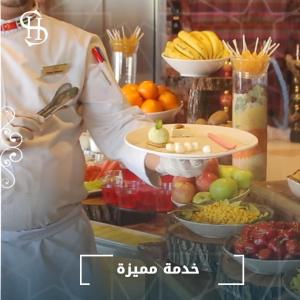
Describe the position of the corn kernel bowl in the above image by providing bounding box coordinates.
[172,202,273,239]
[162,54,230,77]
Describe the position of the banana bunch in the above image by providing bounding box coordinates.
[163,30,228,60]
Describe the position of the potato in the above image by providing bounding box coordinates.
[208,110,229,125]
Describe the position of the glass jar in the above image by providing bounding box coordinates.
[110,40,138,85]
[187,78,209,123]
[231,57,269,181]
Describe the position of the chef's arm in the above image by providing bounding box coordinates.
[80,35,161,185]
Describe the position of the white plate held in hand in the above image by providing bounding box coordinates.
[125,124,258,160]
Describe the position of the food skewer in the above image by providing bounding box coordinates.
[266,42,278,55]
[224,35,280,74]
[121,26,125,39]
[222,40,237,56]
[106,26,144,57]
[254,37,259,53]
[233,39,240,56]
[267,43,280,57]
[242,34,247,52]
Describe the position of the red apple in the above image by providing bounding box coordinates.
[172,181,197,204]
[196,172,219,192]
[204,159,219,176]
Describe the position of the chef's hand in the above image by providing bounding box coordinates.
[145,154,206,178]
[156,157,206,177]
[1,110,44,145]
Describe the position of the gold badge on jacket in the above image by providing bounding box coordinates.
[41,64,69,76]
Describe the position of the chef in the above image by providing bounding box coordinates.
[1,1,205,299]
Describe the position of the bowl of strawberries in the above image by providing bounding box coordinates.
[223,221,300,275]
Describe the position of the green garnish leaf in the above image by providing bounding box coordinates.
[155,119,163,130]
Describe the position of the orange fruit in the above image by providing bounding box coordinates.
[121,83,138,94]
[158,91,179,110]
[138,80,159,99]
[157,84,169,95]
[123,91,143,107]
[140,99,163,113]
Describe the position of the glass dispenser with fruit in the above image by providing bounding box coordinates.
[224,36,280,181]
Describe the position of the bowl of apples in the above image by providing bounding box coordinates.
[171,159,253,207]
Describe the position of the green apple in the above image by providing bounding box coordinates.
[193,192,212,204]
[209,178,238,201]
[219,165,237,179]
[232,169,253,189]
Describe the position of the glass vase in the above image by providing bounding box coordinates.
[231,58,269,181]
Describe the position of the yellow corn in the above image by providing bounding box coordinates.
[191,201,261,224]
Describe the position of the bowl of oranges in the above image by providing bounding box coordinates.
[121,81,183,123]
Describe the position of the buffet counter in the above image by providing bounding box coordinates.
[83,179,299,239]
[82,179,299,300]
[267,140,300,181]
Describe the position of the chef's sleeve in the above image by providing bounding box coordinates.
[80,35,159,186]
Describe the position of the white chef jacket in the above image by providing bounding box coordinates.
[1,14,152,230]
[1,13,153,300]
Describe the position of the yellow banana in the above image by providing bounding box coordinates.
[190,31,213,59]
[163,41,189,59]
[201,31,224,58]
[173,37,203,59]
[178,31,208,59]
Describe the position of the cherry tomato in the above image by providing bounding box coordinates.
[285,239,300,256]
[253,237,268,248]
[234,239,245,254]
[283,229,299,239]
[275,221,290,230]
[257,248,273,260]
[268,238,287,259]
[253,227,276,242]
[243,241,258,256]
[241,226,254,240]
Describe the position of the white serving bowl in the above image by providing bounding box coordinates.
[171,202,272,239]
[162,54,229,77]
[224,237,300,275]
[145,102,183,123]
[175,215,244,239]
[287,177,300,198]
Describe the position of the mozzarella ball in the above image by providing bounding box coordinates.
[191,141,200,151]
[175,142,185,153]
[166,143,175,152]
[184,142,193,152]
[202,144,212,154]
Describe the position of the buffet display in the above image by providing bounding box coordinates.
[82,25,300,299]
